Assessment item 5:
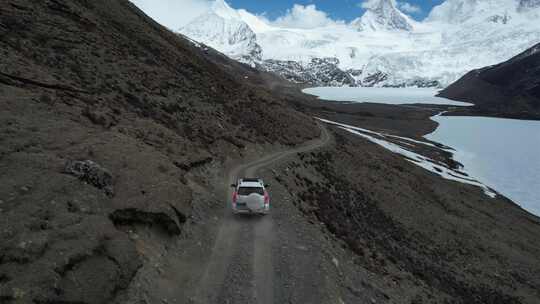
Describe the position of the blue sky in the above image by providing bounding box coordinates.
[228,0,445,21]
[130,0,448,31]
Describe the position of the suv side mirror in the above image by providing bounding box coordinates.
[230,184,237,188]
[264,184,270,188]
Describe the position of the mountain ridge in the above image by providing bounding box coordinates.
[439,42,540,119]
[178,0,540,88]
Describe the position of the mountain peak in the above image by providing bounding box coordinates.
[179,0,263,63]
[211,0,239,20]
[352,0,413,31]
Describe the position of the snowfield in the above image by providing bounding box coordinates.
[303,87,473,106]
[178,0,540,87]
[426,115,540,216]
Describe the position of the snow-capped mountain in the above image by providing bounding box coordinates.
[180,0,262,63]
[179,0,540,88]
[351,0,414,31]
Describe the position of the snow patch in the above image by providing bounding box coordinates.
[318,118,497,198]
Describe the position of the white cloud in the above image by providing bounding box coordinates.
[272,4,343,29]
[130,0,212,30]
[359,0,381,10]
[398,2,422,14]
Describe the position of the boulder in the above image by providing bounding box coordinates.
[64,160,114,196]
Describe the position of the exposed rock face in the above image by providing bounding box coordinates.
[358,70,440,88]
[519,0,540,10]
[440,42,540,119]
[486,13,511,24]
[260,57,356,87]
[361,71,389,87]
[259,57,440,88]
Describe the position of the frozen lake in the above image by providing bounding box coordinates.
[426,116,540,217]
[303,87,473,106]
[306,86,540,216]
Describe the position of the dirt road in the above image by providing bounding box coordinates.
[192,123,331,304]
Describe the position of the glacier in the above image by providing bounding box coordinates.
[177,0,540,88]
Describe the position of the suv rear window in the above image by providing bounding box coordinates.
[238,187,264,196]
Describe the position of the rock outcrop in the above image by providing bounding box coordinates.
[260,58,356,87]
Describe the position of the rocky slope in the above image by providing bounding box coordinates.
[284,100,540,304]
[0,1,318,303]
[439,42,540,119]
[2,1,540,304]
[270,126,540,303]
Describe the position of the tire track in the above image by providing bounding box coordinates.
[193,123,331,304]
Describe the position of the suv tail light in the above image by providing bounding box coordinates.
[264,191,269,204]
[232,191,238,204]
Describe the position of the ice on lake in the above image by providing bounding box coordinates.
[305,86,539,217]
[426,116,540,217]
[303,87,473,106]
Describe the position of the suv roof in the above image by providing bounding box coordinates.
[238,178,264,188]
[239,181,263,188]
[240,178,262,183]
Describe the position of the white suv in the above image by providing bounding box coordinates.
[231,178,270,215]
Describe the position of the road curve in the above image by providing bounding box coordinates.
[193,122,331,304]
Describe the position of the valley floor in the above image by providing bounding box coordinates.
[118,101,540,304]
